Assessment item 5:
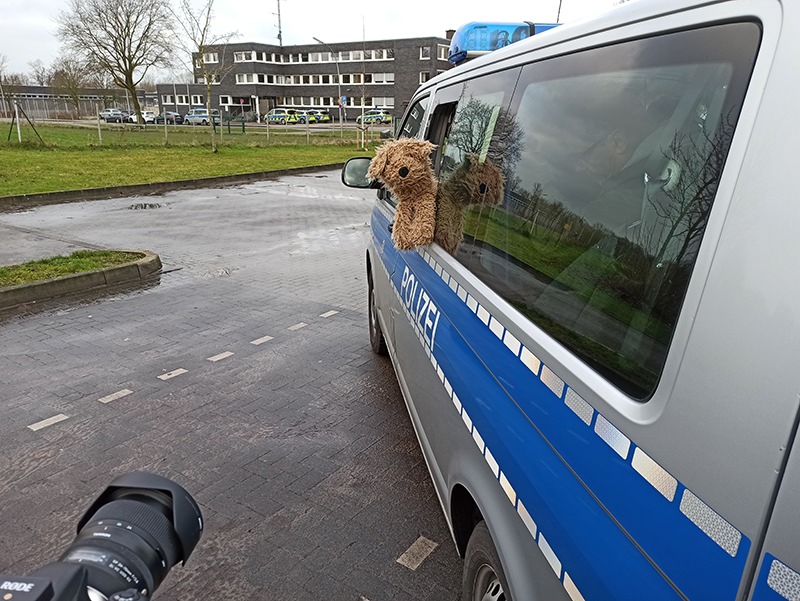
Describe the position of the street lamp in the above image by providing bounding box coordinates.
[313,36,344,137]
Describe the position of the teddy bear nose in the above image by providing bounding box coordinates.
[479,183,488,195]
[399,167,409,178]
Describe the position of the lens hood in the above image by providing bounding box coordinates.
[76,472,203,565]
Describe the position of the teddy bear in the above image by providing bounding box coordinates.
[368,138,438,251]
[434,154,505,255]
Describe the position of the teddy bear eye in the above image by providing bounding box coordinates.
[479,183,488,194]
[399,167,410,178]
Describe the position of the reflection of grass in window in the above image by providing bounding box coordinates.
[512,301,657,397]
[463,207,671,342]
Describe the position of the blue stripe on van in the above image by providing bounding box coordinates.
[375,204,750,600]
[751,554,800,601]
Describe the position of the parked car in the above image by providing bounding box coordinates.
[184,107,221,126]
[155,111,184,125]
[311,110,332,123]
[265,108,299,125]
[99,108,123,121]
[127,110,157,124]
[106,110,132,123]
[355,109,392,125]
[294,110,317,124]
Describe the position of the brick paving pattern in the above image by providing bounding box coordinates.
[0,172,462,600]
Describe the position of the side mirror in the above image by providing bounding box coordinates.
[342,157,381,189]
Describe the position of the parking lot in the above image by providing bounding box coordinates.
[0,170,462,600]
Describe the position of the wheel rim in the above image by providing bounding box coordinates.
[473,564,505,601]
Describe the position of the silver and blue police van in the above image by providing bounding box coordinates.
[343,1,800,599]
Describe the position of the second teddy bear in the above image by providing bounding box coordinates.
[434,154,505,255]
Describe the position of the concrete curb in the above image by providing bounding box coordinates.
[0,251,162,310]
[0,163,345,213]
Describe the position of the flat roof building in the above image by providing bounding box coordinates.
[156,35,453,122]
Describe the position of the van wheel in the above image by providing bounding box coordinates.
[368,273,388,355]
[463,521,511,601]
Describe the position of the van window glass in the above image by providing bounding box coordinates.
[401,96,429,139]
[444,23,760,398]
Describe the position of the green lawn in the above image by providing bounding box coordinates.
[0,123,377,198]
[0,251,144,287]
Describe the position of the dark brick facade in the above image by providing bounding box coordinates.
[156,36,452,122]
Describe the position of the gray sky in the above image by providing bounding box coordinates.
[0,0,618,77]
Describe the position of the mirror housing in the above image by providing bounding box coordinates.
[342,157,382,189]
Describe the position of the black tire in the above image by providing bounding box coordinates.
[462,521,511,601]
[280,118,286,125]
[368,273,388,355]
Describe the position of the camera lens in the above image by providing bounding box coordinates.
[56,473,203,599]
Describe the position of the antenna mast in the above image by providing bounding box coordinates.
[276,0,283,48]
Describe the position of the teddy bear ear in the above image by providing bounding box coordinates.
[410,140,436,161]
[368,145,390,180]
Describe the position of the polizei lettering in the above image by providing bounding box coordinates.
[400,265,441,350]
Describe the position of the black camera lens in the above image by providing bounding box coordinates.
[56,472,203,599]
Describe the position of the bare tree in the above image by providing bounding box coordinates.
[0,54,9,118]
[56,0,174,124]
[51,55,98,116]
[29,60,51,86]
[173,0,238,152]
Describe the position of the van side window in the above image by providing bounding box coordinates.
[432,70,521,255]
[448,23,760,398]
[400,96,429,139]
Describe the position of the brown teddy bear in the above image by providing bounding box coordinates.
[434,154,505,255]
[368,138,438,251]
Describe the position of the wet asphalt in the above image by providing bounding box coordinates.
[0,170,462,600]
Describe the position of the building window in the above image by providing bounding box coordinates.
[162,95,173,104]
[420,47,431,60]
[420,71,431,84]
[339,51,350,61]
[438,44,449,60]
[203,52,219,63]
[191,95,203,105]
[373,96,395,108]
[219,95,232,105]
[176,95,189,105]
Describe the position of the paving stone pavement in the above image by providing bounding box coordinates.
[0,171,463,600]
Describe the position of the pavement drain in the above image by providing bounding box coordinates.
[129,203,162,209]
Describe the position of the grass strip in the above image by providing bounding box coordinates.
[0,123,379,198]
[0,250,144,288]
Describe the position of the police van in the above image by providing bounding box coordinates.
[342,1,800,600]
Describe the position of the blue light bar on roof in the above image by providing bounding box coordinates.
[448,21,559,66]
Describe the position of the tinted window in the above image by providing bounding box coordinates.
[436,23,760,398]
[401,96,429,139]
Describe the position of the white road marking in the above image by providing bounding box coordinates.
[158,368,188,381]
[288,322,307,331]
[98,389,133,404]
[250,335,274,346]
[396,536,438,571]
[319,310,339,318]
[207,351,234,362]
[28,414,69,431]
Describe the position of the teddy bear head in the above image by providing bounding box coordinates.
[444,154,505,207]
[368,138,437,200]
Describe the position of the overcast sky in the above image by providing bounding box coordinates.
[0,0,618,78]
